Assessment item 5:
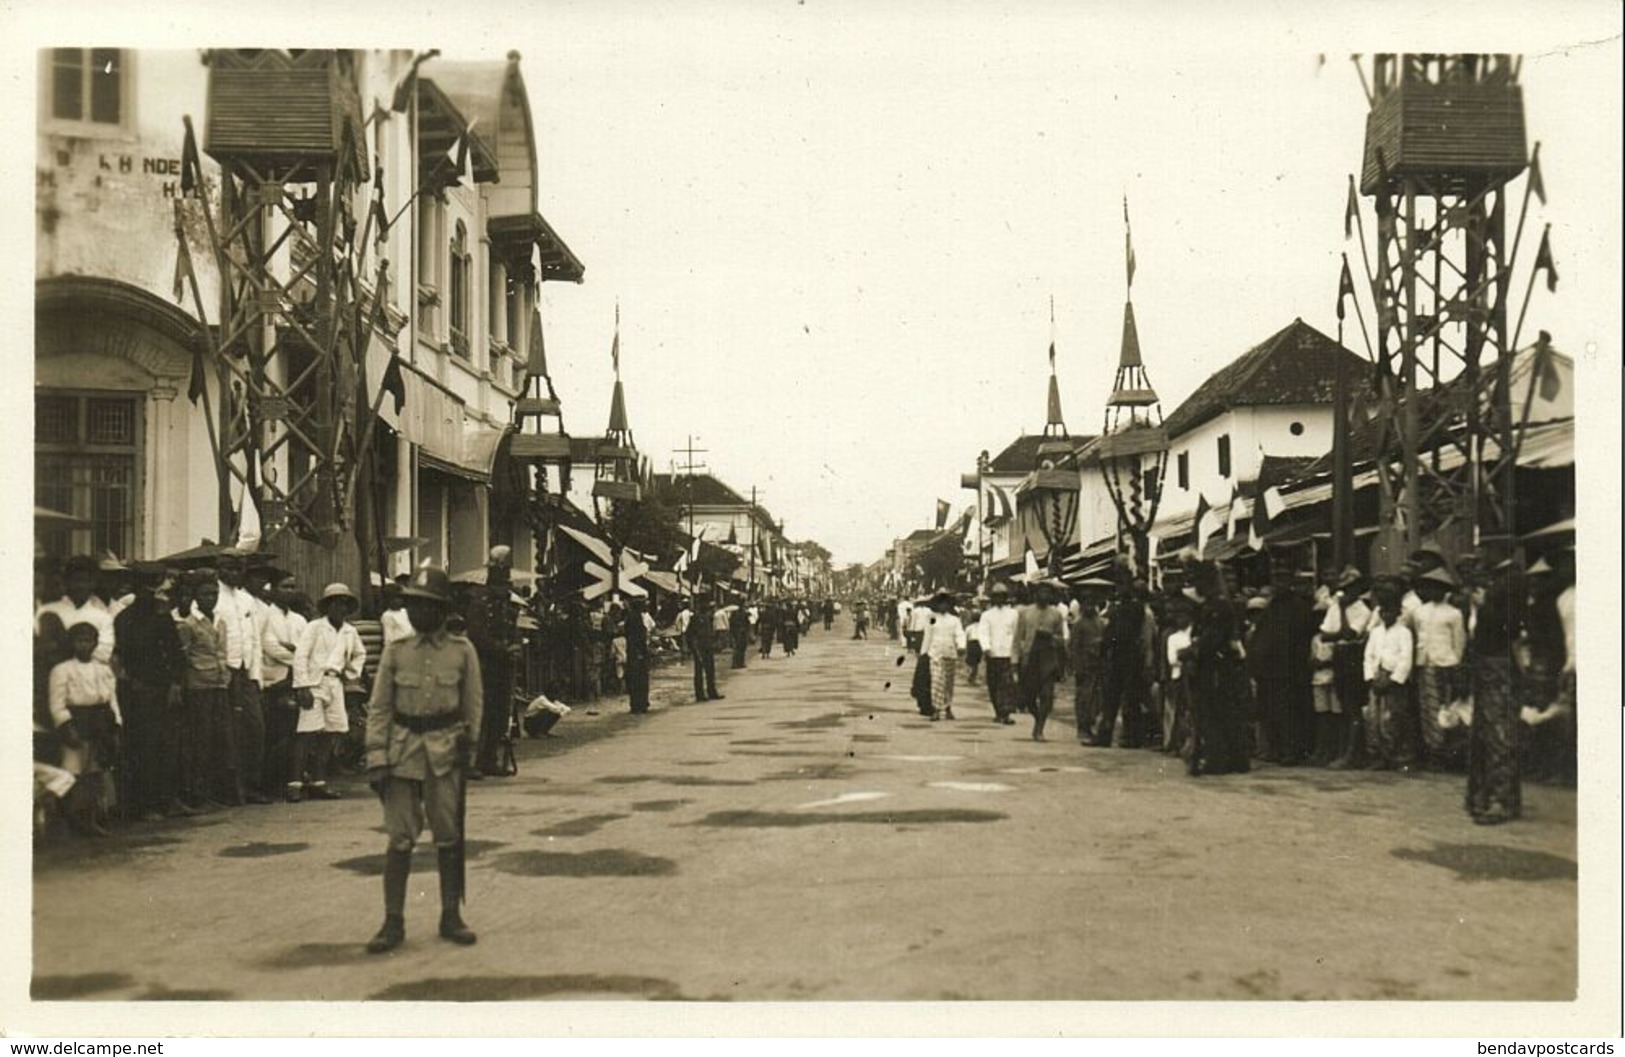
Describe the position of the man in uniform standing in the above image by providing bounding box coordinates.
[364,565,482,954]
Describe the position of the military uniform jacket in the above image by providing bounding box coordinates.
[365,630,484,780]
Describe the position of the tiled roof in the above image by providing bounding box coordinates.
[651,473,747,508]
[1257,455,1318,491]
[1162,319,1375,439]
[987,432,1099,473]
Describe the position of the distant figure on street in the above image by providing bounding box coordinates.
[851,599,870,639]
[921,590,967,721]
[906,598,932,653]
[687,598,723,701]
[1070,584,1107,744]
[759,602,778,658]
[624,597,654,714]
[1013,581,1068,741]
[729,603,751,669]
[976,582,1018,724]
[1187,562,1251,777]
[822,598,836,631]
[781,603,802,656]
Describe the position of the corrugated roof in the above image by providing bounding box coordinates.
[1163,319,1374,439]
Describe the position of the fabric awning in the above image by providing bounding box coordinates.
[640,570,684,595]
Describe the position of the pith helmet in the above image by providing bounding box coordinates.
[320,583,359,607]
[402,565,452,602]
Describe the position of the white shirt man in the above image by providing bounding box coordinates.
[976,603,1018,660]
[1363,618,1414,686]
[261,601,304,686]
[1414,600,1466,670]
[293,611,366,735]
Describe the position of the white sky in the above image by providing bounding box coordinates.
[515,2,1621,564]
[9,1,1622,568]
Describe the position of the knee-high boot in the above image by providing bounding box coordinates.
[438,846,476,945]
[367,847,412,954]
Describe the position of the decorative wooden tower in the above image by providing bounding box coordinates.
[591,305,642,521]
[1019,299,1081,579]
[1352,53,1546,567]
[1094,198,1168,577]
[178,47,380,552]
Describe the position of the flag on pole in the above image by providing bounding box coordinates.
[380,351,406,415]
[1262,485,1286,521]
[1123,196,1137,289]
[1337,255,1356,322]
[187,337,208,405]
[1527,143,1546,206]
[1195,492,1228,555]
[171,238,193,305]
[180,117,203,199]
[611,302,621,375]
[1533,331,1563,401]
[1023,548,1041,582]
[936,499,950,530]
[1344,174,1359,240]
[1248,491,1274,552]
[1533,226,1558,293]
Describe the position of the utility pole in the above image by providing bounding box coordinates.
[748,485,762,600]
[672,435,708,594]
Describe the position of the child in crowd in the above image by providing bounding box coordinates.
[48,622,123,836]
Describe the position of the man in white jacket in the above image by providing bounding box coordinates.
[1362,596,1415,772]
[291,583,366,801]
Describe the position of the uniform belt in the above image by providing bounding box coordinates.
[396,711,464,733]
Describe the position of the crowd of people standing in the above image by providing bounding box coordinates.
[31,541,845,842]
[870,539,1577,826]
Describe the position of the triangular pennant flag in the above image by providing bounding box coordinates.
[390,64,419,113]
[1527,143,1546,206]
[611,303,621,375]
[171,240,192,305]
[727,524,738,545]
[1533,226,1558,293]
[1337,255,1356,322]
[380,352,406,416]
[1124,195,1137,289]
[1344,174,1359,240]
[1249,491,1271,552]
[180,117,203,199]
[1023,548,1040,581]
[1263,485,1286,521]
[1534,332,1562,401]
[187,339,208,405]
[936,499,950,530]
